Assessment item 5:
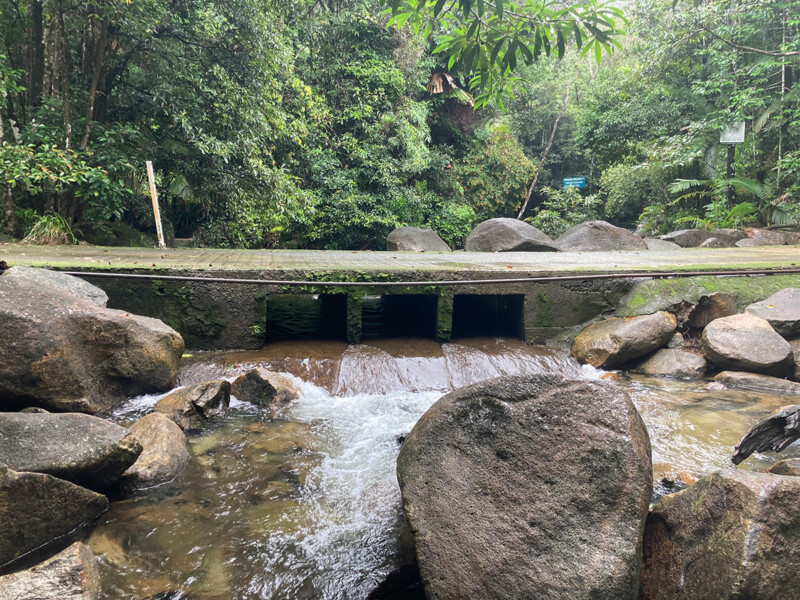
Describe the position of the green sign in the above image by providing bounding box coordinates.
[563,177,586,188]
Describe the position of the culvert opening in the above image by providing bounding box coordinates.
[452,294,524,338]
[362,295,438,339]
[266,294,347,341]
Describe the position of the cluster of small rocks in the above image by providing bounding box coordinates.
[384,220,799,253]
[0,267,296,599]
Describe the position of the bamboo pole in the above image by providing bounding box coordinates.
[146,161,166,249]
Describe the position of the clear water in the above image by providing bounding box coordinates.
[89,339,800,600]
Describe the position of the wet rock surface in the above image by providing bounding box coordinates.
[0,412,141,491]
[0,270,183,413]
[0,466,108,566]
[701,313,793,376]
[397,375,652,600]
[117,413,191,493]
[714,371,800,395]
[640,470,800,600]
[629,349,706,380]
[555,220,647,252]
[385,227,451,253]
[154,380,230,430]
[745,288,800,337]
[0,542,99,600]
[464,218,559,252]
[571,311,677,368]
[768,458,800,476]
[231,368,299,411]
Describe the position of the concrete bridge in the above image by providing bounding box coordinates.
[4,243,800,350]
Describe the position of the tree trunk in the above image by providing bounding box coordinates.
[517,82,572,220]
[57,0,72,150]
[28,0,45,106]
[80,17,108,149]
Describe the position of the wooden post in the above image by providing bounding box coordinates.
[146,161,166,249]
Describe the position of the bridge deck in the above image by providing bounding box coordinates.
[3,243,800,275]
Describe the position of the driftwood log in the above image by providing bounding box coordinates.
[732,404,800,464]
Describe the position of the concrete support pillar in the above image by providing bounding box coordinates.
[346,294,362,344]
[436,293,453,343]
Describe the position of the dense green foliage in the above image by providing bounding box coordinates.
[0,0,798,248]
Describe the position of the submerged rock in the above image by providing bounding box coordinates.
[153,380,230,430]
[640,470,800,600]
[0,412,141,491]
[629,349,706,379]
[0,270,183,413]
[397,375,652,600]
[714,371,800,396]
[701,313,793,376]
[464,218,558,252]
[231,368,299,411]
[0,466,108,566]
[571,311,677,368]
[745,288,800,337]
[556,220,647,252]
[768,458,800,476]
[386,227,451,252]
[117,413,191,493]
[0,542,99,600]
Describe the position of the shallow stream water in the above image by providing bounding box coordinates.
[90,338,800,600]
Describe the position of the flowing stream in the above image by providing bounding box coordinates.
[90,338,800,599]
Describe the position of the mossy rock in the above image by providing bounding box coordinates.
[616,275,800,317]
[74,220,175,247]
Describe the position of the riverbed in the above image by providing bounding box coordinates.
[89,338,800,599]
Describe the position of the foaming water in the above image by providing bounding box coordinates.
[90,339,799,599]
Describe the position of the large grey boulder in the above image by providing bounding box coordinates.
[640,471,800,600]
[464,218,558,252]
[0,412,141,492]
[0,466,108,566]
[397,375,652,600]
[1,266,108,307]
[701,313,793,376]
[386,227,451,252]
[571,311,677,368]
[0,542,99,600]
[231,368,299,410]
[736,229,786,247]
[745,288,800,337]
[643,237,681,251]
[661,228,745,248]
[629,349,707,380]
[153,380,230,430]
[0,272,184,413]
[117,412,191,493]
[556,220,647,252]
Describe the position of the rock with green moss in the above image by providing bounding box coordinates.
[571,311,677,368]
[640,470,800,600]
[616,275,800,318]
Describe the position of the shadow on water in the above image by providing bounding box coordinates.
[90,339,800,599]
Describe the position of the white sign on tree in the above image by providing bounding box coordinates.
[720,121,745,145]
